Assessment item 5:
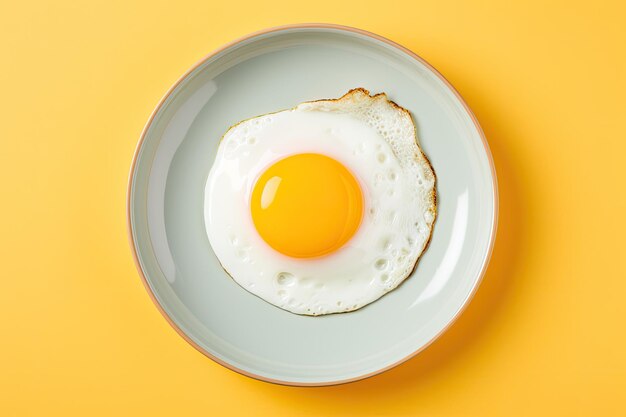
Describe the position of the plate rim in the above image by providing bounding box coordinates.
[126,23,499,387]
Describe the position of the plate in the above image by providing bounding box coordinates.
[127,24,498,386]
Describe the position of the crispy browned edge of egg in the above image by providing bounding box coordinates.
[211,87,438,316]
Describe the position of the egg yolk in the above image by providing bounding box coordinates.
[250,153,363,258]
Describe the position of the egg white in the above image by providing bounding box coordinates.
[205,89,436,315]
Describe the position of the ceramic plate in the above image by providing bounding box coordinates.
[127,24,498,386]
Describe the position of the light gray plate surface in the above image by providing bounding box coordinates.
[128,24,498,386]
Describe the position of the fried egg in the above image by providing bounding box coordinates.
[204,88,436,315]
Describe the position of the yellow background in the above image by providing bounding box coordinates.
[2,0,625,415]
